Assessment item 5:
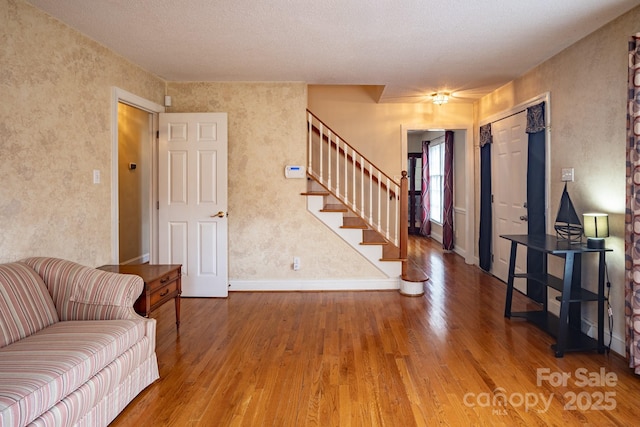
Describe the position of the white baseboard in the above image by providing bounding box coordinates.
[580,318,625,357]
[229,277,401,292]
[549,293,624,356]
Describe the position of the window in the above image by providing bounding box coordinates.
[429,142,445,223]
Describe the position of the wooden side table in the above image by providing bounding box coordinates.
[98,264,182,329]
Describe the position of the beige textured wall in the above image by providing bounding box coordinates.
[166,82,384,281]
[1,0,165,266]
[477,5,640,354]
[118,102,151,264]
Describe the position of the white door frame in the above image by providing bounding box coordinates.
[479,92,552,270]
[110,87,165,264]
[401,123,475,265]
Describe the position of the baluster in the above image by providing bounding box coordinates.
[335,136,340,199]
[360,156,365,217]
[369,163,373,225]
[344,142,348,203]
[327,129,332,190]
[395,182,400,246]
[353,149,357,211]
[385,177,390,240]
[319,123,324,184]
[307,113,313,176]
[377,171,382,233]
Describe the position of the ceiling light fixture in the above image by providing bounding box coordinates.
[431,92,450,105]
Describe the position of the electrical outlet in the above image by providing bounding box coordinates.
[293,257,300,271]
[93,169,101,184]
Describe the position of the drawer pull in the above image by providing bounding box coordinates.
[160,276,170,284]
[159,289,169,297]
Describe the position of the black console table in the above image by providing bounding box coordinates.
[501,234,611,357]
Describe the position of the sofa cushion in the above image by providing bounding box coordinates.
[28,340,158,427]
[22,257,144,321]
[0,319,146,427]
[0,262,59,349]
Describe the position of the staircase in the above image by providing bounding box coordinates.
[303,111,408,281]
[303,179,403,277]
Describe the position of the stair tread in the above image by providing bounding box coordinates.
[321,204,348,212]
[342,217,366,226]
[301,191,330,196]
[362,230,387,244]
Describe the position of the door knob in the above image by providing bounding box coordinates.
[211,211,226,218]
[520,215,528,221]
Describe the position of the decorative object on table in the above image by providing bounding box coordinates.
[583,213,609,249]
[554,182,583,243]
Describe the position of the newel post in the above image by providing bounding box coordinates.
[399,170,408,277]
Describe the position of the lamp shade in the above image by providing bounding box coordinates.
[583,213,609,238]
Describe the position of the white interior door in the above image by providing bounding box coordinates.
[491,112,528,292]
[158,113,228,297]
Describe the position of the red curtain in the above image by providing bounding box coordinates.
[420,141,431,236]
[442,131,454,251]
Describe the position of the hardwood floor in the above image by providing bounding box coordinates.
[111,236,640,426]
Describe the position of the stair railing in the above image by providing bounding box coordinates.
[307,110,407,256]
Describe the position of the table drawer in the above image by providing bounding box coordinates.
[146,269,180,292]
[149,280,179,308]
[98,264,181,328]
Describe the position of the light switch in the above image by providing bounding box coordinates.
[93,169,101,184]
[561,168,574,182]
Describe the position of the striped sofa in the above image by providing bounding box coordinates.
[0,257,160,427]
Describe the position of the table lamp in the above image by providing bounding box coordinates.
[583,213,609,249]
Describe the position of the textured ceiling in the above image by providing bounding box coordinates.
[26,0,640,102]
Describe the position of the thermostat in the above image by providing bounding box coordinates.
[284,165,306,179]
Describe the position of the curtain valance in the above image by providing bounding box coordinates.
[479,124,492,147]
[526,102,546,134]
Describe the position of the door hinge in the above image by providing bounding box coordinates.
[491,194,494,203]
[491,253,494,262]
[156,201,159,210]
[156,130,159,139]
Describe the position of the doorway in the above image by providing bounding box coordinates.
[479,92,551,291]
[407,152,422,235]
[117,102,152,264]
[111,88,164,265]
[402,126,474,264]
